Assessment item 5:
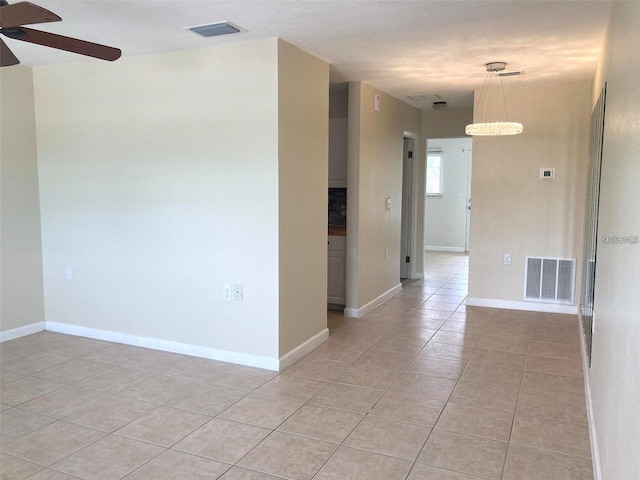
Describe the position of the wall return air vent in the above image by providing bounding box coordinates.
[524,256,575,304]
[186,21,245,38]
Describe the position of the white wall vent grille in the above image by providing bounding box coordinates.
[524,257,575,304]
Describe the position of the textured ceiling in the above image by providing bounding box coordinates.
[2,0,613,108]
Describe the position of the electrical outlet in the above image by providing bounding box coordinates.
[504,253,512,265]
[65,266,73,280]
[385,248,390,259]
[233,284,243,301]
[223,284,232,301]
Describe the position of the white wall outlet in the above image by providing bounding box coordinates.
[447,221,452,228]
[223,284,232,301]
[385,197,391,210]
[385,248,390,259]
[233,284,243,301]
[373,93,381,112]
[65,266,73,280]
[504,253,512,265]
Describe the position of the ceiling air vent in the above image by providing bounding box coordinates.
[498,71,524,77]
[407,94,442,102]
[187,21,245,38]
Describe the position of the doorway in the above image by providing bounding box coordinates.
[424,138,473,254]
[400,137,415,279]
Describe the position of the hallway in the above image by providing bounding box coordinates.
[320,251,591,479]
[1,253,593,479]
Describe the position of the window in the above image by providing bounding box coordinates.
[426,152,443,195]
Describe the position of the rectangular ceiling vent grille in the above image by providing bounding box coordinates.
[524,256,575,304]
[407,94,442,102]
[187,21,245,38]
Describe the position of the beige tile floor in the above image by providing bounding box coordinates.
[0,252,593,479]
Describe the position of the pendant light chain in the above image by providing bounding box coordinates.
[479,70,492,123]
[500,74,509,122]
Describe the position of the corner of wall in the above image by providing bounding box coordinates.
[277,40,330,357]
[0,65,45,334]
[345,82,420,311]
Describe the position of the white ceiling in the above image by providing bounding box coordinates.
[2,0,613,109]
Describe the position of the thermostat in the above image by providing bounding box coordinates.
[540,168,555,180]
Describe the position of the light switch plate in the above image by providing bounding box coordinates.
[233,284,243,301]
[223,284,232,301]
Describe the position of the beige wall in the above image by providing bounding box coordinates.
[346,82,421,313]
[421,108,472,140]
[468,81,590,308]
[0,66,45,334]
[277,40,329,356]
[588,2,640,478]
[33,40,282,361]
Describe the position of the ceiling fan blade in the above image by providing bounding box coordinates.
[0,2,61,28]
[1,37,19,66]
[4,27,121,61]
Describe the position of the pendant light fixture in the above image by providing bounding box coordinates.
[465,62,523,136]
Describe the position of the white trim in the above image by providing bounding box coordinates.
[578,312,601,480]
[465,298,578,315]
[0,322,45,342]
[45,321,280,371]
[278,328,329,371]
[425,246,465,252]
[344,283,402,318]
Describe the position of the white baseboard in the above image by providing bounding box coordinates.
[578,313,601,480]
[0,322,46,342]
[279,328,329,370]
[465,298,578,315]
[344,283,402,318]
[425,246,466,252]
[45,321,280,371]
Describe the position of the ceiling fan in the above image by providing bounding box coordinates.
[0,0,121,67]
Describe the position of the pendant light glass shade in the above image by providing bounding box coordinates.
[466,62,523,136]
[465,121,523,136]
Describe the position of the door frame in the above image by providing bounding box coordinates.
[400,137,414,279]
[465,147,473,252]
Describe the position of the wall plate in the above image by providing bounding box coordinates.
[540,168,555,180]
